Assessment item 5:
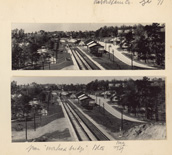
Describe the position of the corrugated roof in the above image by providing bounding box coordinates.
[78,94,86,98]
[88,43,97,48]
[79,95,89,101]
[85,39,94,44]
[87,41,95,46]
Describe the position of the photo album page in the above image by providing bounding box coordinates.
[0,0,172,155]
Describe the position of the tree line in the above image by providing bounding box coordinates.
[86,77,165,121]
[12,29,60,69]
[125,23,165,66]
[11,82,56,119]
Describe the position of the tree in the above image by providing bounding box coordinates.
[12,43,23,69]
[135,77,151,119]
[11,81,18,94]
[122,79,138,114]
[26,43,40,65]
[144,23,165,66]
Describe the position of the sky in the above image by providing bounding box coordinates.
[11,23,152,33]
[12,76,164,85]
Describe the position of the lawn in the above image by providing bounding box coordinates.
[112,105,166,123]
[12,104,64,131]
[20,46,74,70]
[42,51,73,70]
[122,52,164,69]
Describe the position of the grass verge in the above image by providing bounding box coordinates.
[12,104,64,131]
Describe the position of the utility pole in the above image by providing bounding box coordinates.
[33,107,36,131]
[25,113,27,141]
[49,62,50,70]
[109,45,111,60]
[121,108,123,131]
[42,61,44,70]
[103,103,105,115]
[96,94,97,105]
[56,49,58,64]
[131,51,133,69]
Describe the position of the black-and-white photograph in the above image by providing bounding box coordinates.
[12,23,165,70]
[11,76,166,142]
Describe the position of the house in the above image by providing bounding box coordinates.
[110,37,121,45]
[74,40,81,44]
[100,91,111,98]
[69,93,76,99]
[37,48,48,54]
[51,91,58,96]
[60,39,66,43]
[150,78,165,87]
[110,93,118,102]
[68,38,77,43]
[78,40,85,46]
[29,100,40,106]
[61,91,68,96]
[41,108,48,116]
[108,82,125,90]
[11,93,22,99]
[18,42,30,48]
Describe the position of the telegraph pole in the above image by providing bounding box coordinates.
[121,108,123,131]
[25,114,27,141]
[112,49,114,62]
[103,103,105,115]
[34,107,36,131]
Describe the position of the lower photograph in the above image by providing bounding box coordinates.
[11,76,166,142]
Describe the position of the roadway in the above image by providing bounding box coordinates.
[90,95,144,123]
[98,42,155,69]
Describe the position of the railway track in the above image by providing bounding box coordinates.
[62,99,110,141]
[70,47,100,70]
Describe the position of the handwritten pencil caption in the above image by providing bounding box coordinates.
[93,0,164,6]
[26,141,126,153]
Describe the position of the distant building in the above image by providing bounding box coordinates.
[110,93,118,102]
[75,40,85,46]
[76,92,96,110]
[79,41,85,46]
[86,41,104,57]
[41,108,48,116]
[108,82,125,90]
[151,78,165,87]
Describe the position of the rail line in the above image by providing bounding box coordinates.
[62,99,110,141]
[70,47,100,70]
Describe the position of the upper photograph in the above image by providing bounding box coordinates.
[12,23,165,70]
